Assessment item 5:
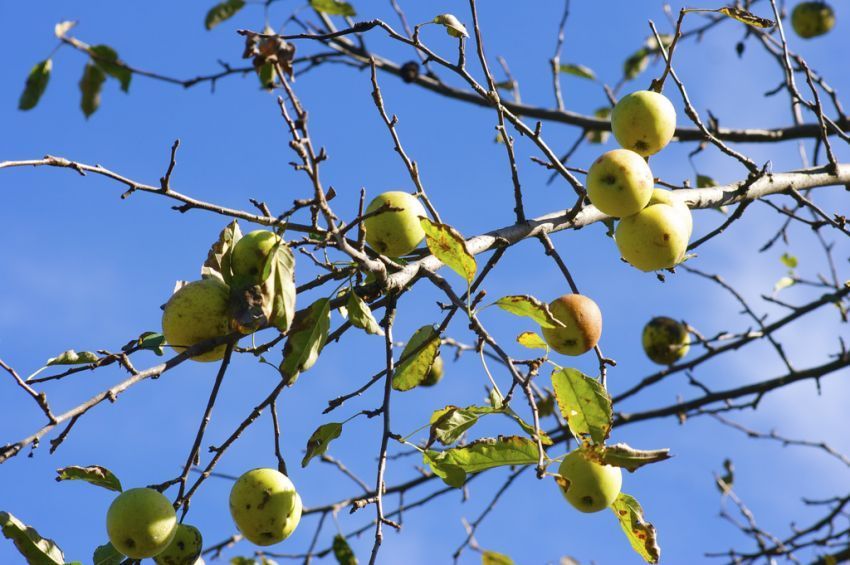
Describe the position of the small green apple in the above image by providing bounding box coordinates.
[162,279,232,362]
[615,189,692,272]
[611,90,676,157]
[643,316,690,365]
[791,2,835,38]
[540,294,603,356]
[229,468,303,546]
[586,149,654,218]
[364,191,427,257]
[421,354,444,387]
[231,230,281,288]
[558,450,622,513]
[106,488,177,559]
[153,524,203,565]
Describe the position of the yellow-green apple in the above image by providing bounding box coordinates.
[541,294,602,356]
[106,488,177,559]
[231,230,281,288]
[421,354,444,387]
[586,149,654,217]
[611,90,676,157]
[615,189,692,272]
[162,279,231,362]
[229,468,302,546]
[792,2,835,38]
[642,316,690,365]
[558,450,622,513]
[153,524,203,565]
[364,191,427,257]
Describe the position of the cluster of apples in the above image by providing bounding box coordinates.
[587,90,693,272]
[105,468,302,561]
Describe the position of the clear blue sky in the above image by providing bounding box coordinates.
[1,1,849,564]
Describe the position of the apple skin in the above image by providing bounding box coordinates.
[229,468,303,546]
[106,488,177,559]
[540,294,602,356]
[647,188,693,239]
[586,149,654,218]
[643,316,690,366]
[153,524,203,565]
[792,2,835,39]
[364,191,427,257]
[231,230,281,288]
[162,279,232,362]
[421,354,444,387]
[615,190,692,272]
[558,450,622,513]
[611,90,676,157]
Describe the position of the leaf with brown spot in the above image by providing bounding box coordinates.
[279,298,330,384]
[595,443,671,472]
[420,217,476,283]
[393,325,441,391]
[495,295,565,328]
[56,465,122,492]
[551,368,612,446]
[717,7,775,28]
[301,422,343,468]
[344,291,384,336]
[0,511,66,565]
[439,435,542,473]
[201,220,242,284]
[517,331,549,350]
[610,493,661,564]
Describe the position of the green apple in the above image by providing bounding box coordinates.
[647,188,693,239]
[106,488,177,559]
[558,450,622,513]
[791,2,835,38]
[421,354,444,387]
[229,468,303,546]
[540,294,602,356]
[364,191,427,257]
[615,189,692,272]
[153,524,203,565]
[586,149,654,218]
[643,316,690,366]
[231,230,281,288]
[611,90,676,157]
[162,279,232,362]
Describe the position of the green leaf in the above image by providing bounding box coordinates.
[428,406,481,446]
[433,13,469,38]
[19,60,52,111]
[46,350,100,366]
[258,62,275,90]
[558,63,596,80]
[516,331,548,350]
[345,291,384,336]
[696,175,717,188]
[423,450,467,488]
[0,511,65,565]
[89,45,131,92]
[302,422,343,467]
[332,534,357,565]
[440,436,542,473]
[611,493,661,564]
[392,325,441,391]
[279,298,330,384]
[79,63,106,118]
[269,241,297,333]
[310,0,356,17]
[780,253,798,270]
[717,7,775,29]
[482,551,515,565]
[495,295,565,329]
[202,220,242,284]
[623,48,649,80]
[586,107,611,144]
[205,0,246,30]
[420,217,476,283]
[597,444,671,472]
[504,407,553,446]
[93,542,123,565]
[55,465,122,492]
[551,368,612,446]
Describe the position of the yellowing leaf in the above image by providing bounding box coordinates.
[434,13,469,38]
[773,276,796,295]
[717,7,775,28]
[780,253,798,270]
[205,0,245,30]
[46,350,100,366]
[495,295,565,328]
[202,220,242,283]
[55,465,122,492]
[440,435,542,473]
[558,63,596,80]
[420,217,476,283]
[596,443,671,472]
[611,493,661,564]
[551,368,612,446]
[423,450,467,488]
[482,551,515,565]
[0,511,65,565]
[517,331,548,350]
[310,0,356,16]
[345,291,384,336]
[393,325,441,391]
